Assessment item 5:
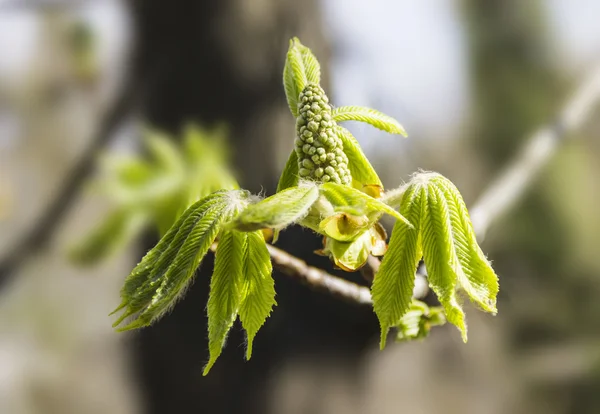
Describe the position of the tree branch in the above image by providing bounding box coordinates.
[267,244,373,305]
[469,66,600,240]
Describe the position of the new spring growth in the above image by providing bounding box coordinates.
[295,84,351,184]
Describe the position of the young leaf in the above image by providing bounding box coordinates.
[283,52,300,117]
[395,301,446,342]
[204,230,248,375]
[319,182,412,228]
[276,150,299,193]
[239,231,276,360]
[318,212,370,242]
[332,106,407,136]
[230,184,319,232]
[372,184,423,348]
[70,209,148,265]
[112,194,224,320]
[283,38,322,117]
[322,224,387,271]
[293,37,321,85]
[113,190,243,330]
[431,175,498,313]
[420,183,467,341]
[336,127,383,190]
[285,41,307,105]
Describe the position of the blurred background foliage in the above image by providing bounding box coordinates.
[1,0,600,413]
[70,125,237,265]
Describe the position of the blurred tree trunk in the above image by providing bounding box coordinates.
[129,1,379,413]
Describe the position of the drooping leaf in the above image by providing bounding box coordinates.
[276,150,299,193]
[70,209,148,265]
[395,301,446,342]
[372,184,423,348]
[332,106,407,136]
[239,231,276,359]
[112,194,221,319]
[319,182,412,228]
[336,127,383,191]
[204,230,248,375]
[112,190,246,330]
[387,172,500,342]
[420,182,467,341]
[432,175,498,313]
[230,184,319,232]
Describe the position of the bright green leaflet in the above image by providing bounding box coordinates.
[239,231,276,360]
[433,176,498,313]
[113,190,242,330]
[205,230,248,375]
[420,183,468,341]
[372,184,423,348]
[336,126,383,190]
[276,150,299,193]
[294,37,321,85]
[332,106,407,136]
[230,184,319,231]
[319,182,412,228]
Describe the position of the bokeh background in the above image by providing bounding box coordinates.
[1,0,600,413]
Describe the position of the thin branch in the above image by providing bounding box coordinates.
[266,244,373,305]
[0,79,136,288]
[469,66,600,240]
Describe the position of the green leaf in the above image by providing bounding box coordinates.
[112,190,244,330]
[395,301,446,342]
[336,127,383,190]
[318,212,370,242]
[283,51,300,117]
[276,150,299,193]
[431,175,498,313]
[420,182,467,341]
[372,184,423,348]
[283,37,321,116]
[332,106,407,136]
[293,37,321,84]
[70,209,148,265]
[230,184,319,232]
[388,172,500,342]
[322,224,387,271]
[319,182,412,228]
[285,40,307,112]
[204,230,248,375]
[239,231,275,360]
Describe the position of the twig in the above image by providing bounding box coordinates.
[266,244,373,305]
[0,79,136,288]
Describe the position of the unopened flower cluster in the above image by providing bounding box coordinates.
[294,83,351,185]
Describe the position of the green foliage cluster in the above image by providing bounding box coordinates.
[93,38,498,374]
[70,125,237,264]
